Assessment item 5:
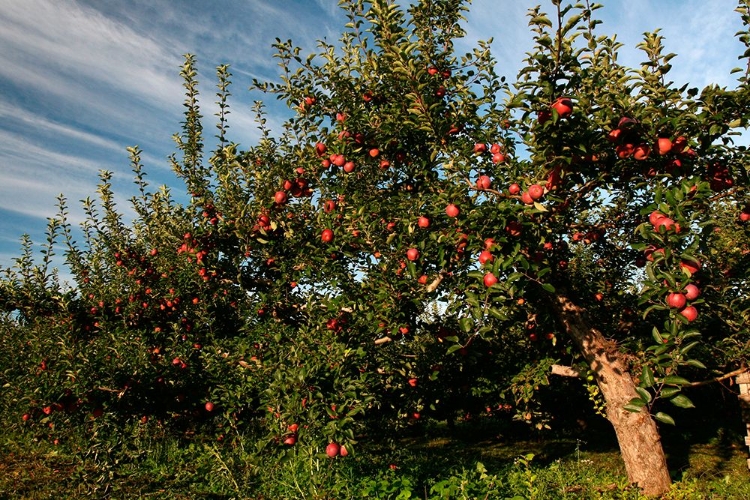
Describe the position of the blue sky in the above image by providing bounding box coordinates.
[0,0,745,276]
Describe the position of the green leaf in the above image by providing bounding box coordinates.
[663,375,691,386]
[654,412,675,425]
[541,283,555,293]
[641,365,656,388]
[669,394,695,409]
[624,397,646,413]
[635,387,652,403]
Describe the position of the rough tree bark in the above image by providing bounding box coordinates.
[550,292,672,497]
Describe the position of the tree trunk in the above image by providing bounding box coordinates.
[550,292,672,497]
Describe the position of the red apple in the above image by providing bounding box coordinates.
[528,184,544,200]
[667,293,687,309]
[340,445,349,457]
[649,211,666,226]
[672,136,688,154]
[406,248,420,261]
[408,378,418,387]
[343,161,356,173]
[321,229,334,243]
[656,137,672,155]
[418,216,430,228]
[473,143,487,154]
[633,143,651,160]
[315,142,327,156]
[508,183,521,195]
[679,306,698,322]
[740,208,750,222]
[520,191,534,205]
[274,191,288,205]
[205,401,215,412]
[551,97,573,118]
[445,204,460,217]
[369,148,380,158]
[324,200,336,213]
[484,238,495,250]
[483,272,498,287]
[478,250,493,265]
[680,259,701,275]
[326,442,340,458]
[283,435,297,445]
[491,152,506,164]
[476,175,492,190]
[684,284,700,301]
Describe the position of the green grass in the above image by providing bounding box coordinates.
[1,420,748,499]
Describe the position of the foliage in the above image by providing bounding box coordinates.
[0,0,749,495]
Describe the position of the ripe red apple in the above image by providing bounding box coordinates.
[315,142,327,156]
[205,401,215,412]
[740,208,750,222]
[408,378,418,387]
[478,250,493,265]
[484,238,495,250]
[654,217,679,232]
[340,445,349,457]
[476,175,492,190]
[418,274,428,284]
[274,191,288,205]
[667,293,687,309]
[288,423,299,433]
[633,143,651,160]
[324,200,336,213]
[649,211,666,226]
[508,183,521,195]
[369,148,380,158]
[672,136,688,154]
[656,137,672,155]
[326,442,340,458]
[520,191,534,205]
[343,161,356,173]
[418,216,430,228]
[321,229,334,243]
[473,143,487,154]
[528,184,544,200]
[406,248,420,261]
[551,97,573,118]
[483,272,498,287]
[680,259,701,275]
[679,306,698,322]
[332,154,346,167]
[283,435,297,445]
[491,152,506,164]
[684,284,700,301]
[445,204,460,217]
[616,143,634,159]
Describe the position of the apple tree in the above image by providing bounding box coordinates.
[222,0,749,494]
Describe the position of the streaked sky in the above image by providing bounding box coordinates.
[0,0,745,274]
